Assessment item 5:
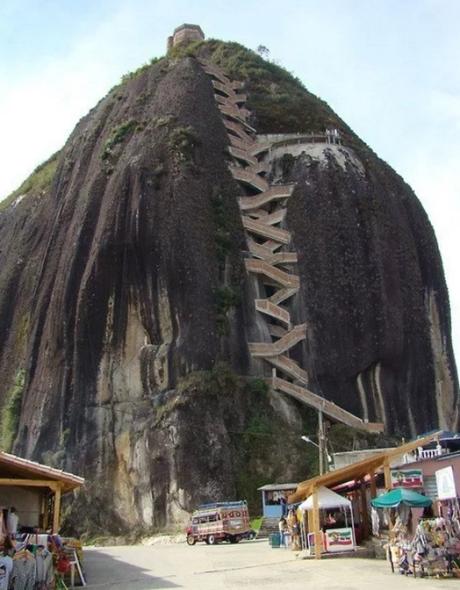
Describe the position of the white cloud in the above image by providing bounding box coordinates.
[0,2,170,198]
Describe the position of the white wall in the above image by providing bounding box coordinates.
[0,486,42,528]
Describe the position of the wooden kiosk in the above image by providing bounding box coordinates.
[0,450,84,533]
[288,431,442,559]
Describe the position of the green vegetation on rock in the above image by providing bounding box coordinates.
[169,39,342,135]
[0,369,25,451]
[210,190,244,335]
[167,125,200,162]
[0,152,59,211]
[120,56,164,84]
[327,423,401,455]
[214,285,241,335]
[101,119,138,160]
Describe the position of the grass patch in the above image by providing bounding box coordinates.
[0,152,60,211]
[120,57,164,84]
[169,39,340,135]
[0,369,25,451]
[101,119,138,161]
[168,39,206,59]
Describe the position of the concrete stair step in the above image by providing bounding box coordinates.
[257,517,280,539]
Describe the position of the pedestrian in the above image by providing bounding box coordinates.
[278,517,288,548]
[280,495,287,517]
[287,510,301,550]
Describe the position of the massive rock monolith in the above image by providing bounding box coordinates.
[0,35,457,533]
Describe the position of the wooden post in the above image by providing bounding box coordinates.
[39,494,46,529]
[312,487,322,559]
[370,472,377,498]
[53,484,62,534]
[383,459,392,490]
[360,481,369,539]
[43,493,49,531]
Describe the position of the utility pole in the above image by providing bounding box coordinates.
[318,410,325,475]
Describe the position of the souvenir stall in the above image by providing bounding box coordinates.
[289,431,443,559]
[300,486,356,555]
[372,488,460,578]
[0,450,85,589]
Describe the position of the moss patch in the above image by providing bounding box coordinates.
[0,369,25,451]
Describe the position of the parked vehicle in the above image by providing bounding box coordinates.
[186,501,253,545]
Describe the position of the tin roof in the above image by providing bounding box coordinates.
[0,450,84,494]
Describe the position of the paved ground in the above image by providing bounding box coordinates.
[83,539,455,589]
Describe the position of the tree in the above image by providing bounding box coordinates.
[256,45,270,59]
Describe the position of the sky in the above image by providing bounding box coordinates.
[0,0,459,363]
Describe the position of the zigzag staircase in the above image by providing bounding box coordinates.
[199,59,383,434]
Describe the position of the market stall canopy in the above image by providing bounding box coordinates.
[0,450,84,494]
[288,431,442,504]
[300,486,351,511]
[371,488,432,509]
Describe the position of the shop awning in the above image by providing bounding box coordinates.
[0,450,84,534]
[299,486,351,511]
[371,488,432,509]
[0,450,84,494]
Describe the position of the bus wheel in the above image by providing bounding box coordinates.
[186,535,196,546]
[207,535,217,545]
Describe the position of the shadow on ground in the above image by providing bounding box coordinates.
[84,548,181,589]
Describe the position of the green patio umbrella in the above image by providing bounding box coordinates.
[371,488,432,509]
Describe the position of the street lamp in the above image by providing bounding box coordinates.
[301,435,333,474]
[301,435,317,447]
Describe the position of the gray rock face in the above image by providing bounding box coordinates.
[0,43,457,534]
[279,144,458,434]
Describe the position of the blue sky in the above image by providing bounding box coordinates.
[0,0,459,362]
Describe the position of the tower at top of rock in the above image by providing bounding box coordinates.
[167,24,205,52]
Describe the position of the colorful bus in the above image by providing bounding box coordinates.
[186,501,254,545]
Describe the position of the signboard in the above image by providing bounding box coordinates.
[325,527,354,552]
[436,466,457,500]
[391,469,423,489]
